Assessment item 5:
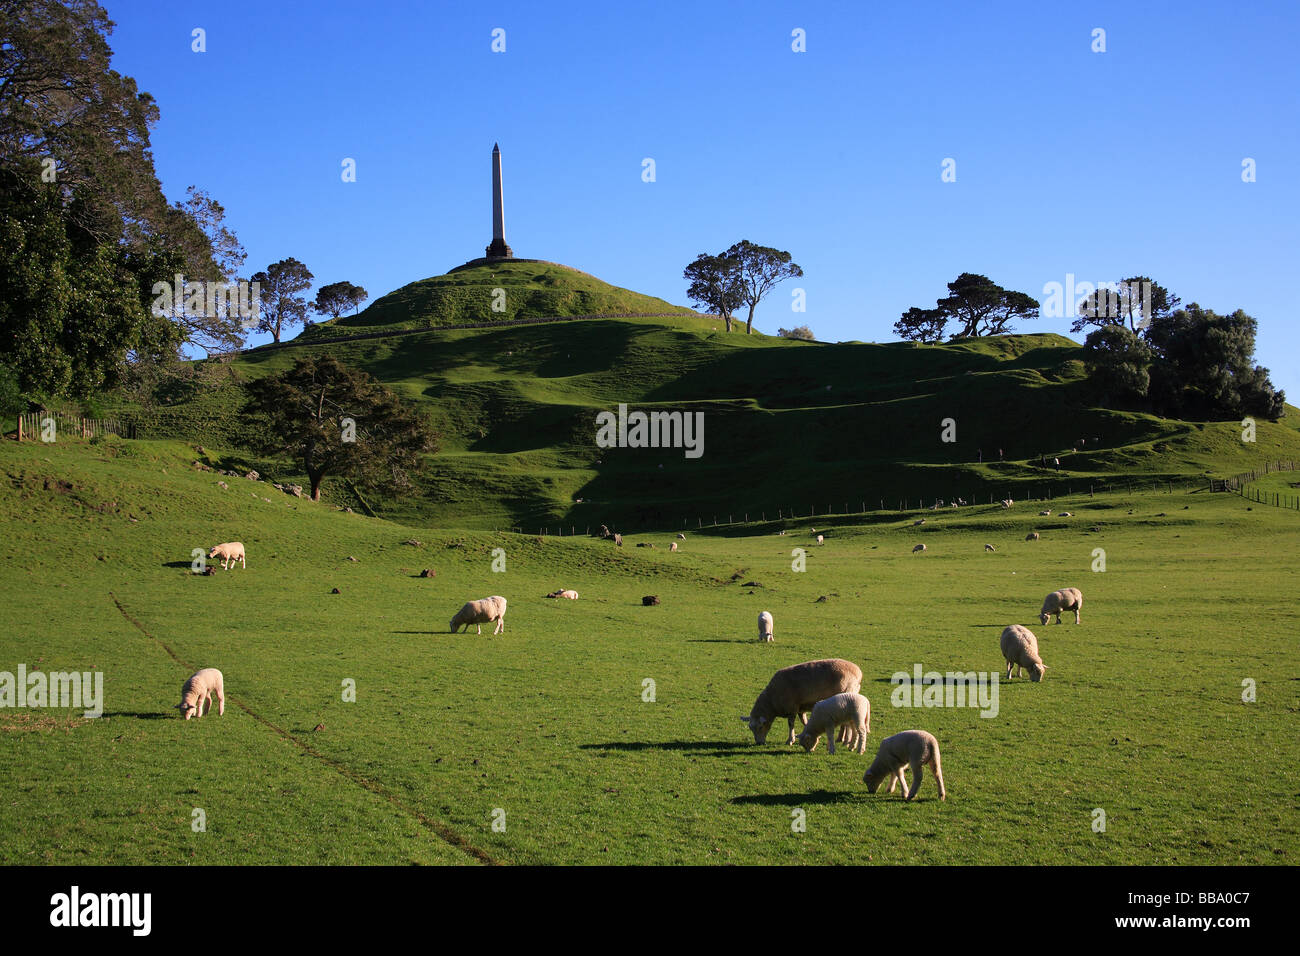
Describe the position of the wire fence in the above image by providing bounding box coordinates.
[1216,460,1300,510]
[14,411,136,441]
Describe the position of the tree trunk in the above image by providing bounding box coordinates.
[745,303,757,334]
[723,314,733,332]
[309,470,323,501]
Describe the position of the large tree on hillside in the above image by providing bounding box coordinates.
[724,240,803,334]
[1144,304,1284,420]
[895,273,1039,342]
[1081,325,1153,407]
[1072,276,1180,334]
[250,257,313,343]
[313,281,369,320]
[244,356,438,501]
[0,0,240,397]
[683,252,744,332]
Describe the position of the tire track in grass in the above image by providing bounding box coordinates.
[110,591,499,866]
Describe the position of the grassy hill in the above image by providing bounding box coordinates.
[1,435,1296,864]
[299,260,700,338]
[107,316,1300,532]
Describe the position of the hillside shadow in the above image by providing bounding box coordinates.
[730,790,857,807]
[162,561,193,569]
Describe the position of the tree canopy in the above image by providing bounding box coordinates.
[683,252,744,332]
[894,273,1039,342]
[313,281,370,320]
[250,258,314,343]
[243,356,438,501]
[724,240,803,334]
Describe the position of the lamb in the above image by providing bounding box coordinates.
[177,667,225,720]
[816,534,824,545]
[677,533,685,540]
[1025,531,1040,541]
[862,730,946,801]
[796,692,870,754]
[670,541,678,552]
[1039,587,1082,625]
[757,611,774,643]
[1039,509,1052,516]
[1000,624,1047,681]
[1060,511,1073,517]
[1000,499,1014,509]
[449,596,508,635]
[913,518,925,526]
[208,542,245,570]
[551,589,578,600]
[912,543,926,553]
[741,658,862,745]
[984,544,996,552]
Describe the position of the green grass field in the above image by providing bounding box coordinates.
[2,435,1296,865]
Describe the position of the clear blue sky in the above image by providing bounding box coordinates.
[106,0,1299,397]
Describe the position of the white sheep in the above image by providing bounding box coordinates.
[557,589,578,600]
[816,534,824,545]
[1060,511,1073,517]
[741,658,862,745]
[862,730,946,800]
[1039,509,1051,516]
[757,611,774,643]
[1001,624,1047,681]
[796,692,870,754]
[984,544,996,552]
[914,518,925,526]
[677,533,685,540]
[912,543,926,553]
[1040,587,1082,625]
[450,596,508,635]
[670,541,678,552]
[208,542,245,570]
[1001,499,1014,509]
[177,667,225,720]
[1025,531,1040,541]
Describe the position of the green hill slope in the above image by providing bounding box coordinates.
[300,260,699,338]
[108,317,1300,532]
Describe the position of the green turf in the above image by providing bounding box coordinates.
[1,436,1295,864]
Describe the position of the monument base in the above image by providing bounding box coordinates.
[485,238,514,259]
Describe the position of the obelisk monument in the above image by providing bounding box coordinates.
[485,143,514,260]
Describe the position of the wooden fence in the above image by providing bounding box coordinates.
[14,412,135,441]
[1216,460,1300,510]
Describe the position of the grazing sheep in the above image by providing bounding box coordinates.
[816,534,824,545]
[613,533,623,547]
[912,543,926,553]
[670,541,678,552]
[449,596,508,635]
[544,589,579,600]
[208,542,245,570]
[1000,499,1014,509]
[757,611,774,643]
[1040,587,1083,625]
[677,533,685,540]
[642,595,660,606]
[1039,509,1052,516]
[796,692,870,754]
[1060,511,1073,517]
[862,730,946,801]
[1000,624,1047,681]
[984,544,996,552]
[177,668,225,720]
[1025,531,1040,541]
[914,518,925,526]
[741,658,862,745]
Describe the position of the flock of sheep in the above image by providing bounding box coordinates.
[735,581,1083,799]
[181,529,1085,807]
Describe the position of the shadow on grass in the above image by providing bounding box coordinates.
[731,789,857,807]
[101,712,172,720]
[391,630,443,635]
[162,561,194,569]
[686,638,756,644]
[580,739,802,758]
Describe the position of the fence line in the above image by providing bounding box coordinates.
[1216,460,1300,511]
[14,412,135,441]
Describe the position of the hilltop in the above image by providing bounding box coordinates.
[299,260,699,338]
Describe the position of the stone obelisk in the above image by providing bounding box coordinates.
[485,143,514,260]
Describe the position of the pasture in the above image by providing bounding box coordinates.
[0,436,1296,864]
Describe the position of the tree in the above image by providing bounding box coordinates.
[1073,276,1180,334]
[244,356,438,501]
[1081,325,1153,407]
[777,325,816,341]
[313,281,369,320]
[1144,304,1284,420]
[250,258,313,343]
[683,253,743,332]
[895,273,1038,342]
[724,240,803,334]
[892,307,948,343]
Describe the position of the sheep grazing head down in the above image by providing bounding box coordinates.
[862,768,887,793]
[740,714,773,745]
